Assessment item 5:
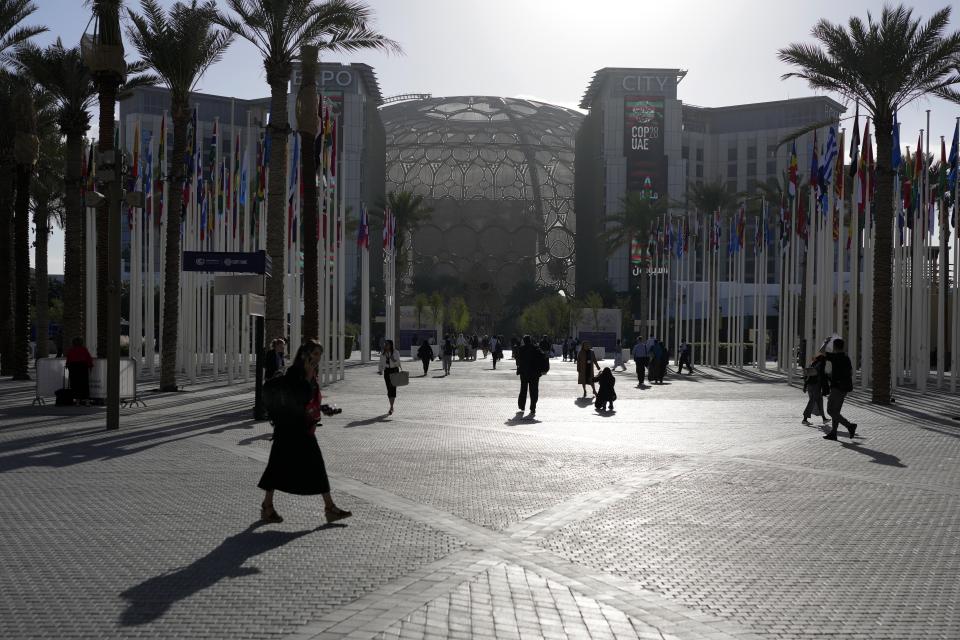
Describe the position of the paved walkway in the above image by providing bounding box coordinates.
[1,354,959,639]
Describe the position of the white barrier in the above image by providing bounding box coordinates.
[32,358,141,405]
[89,359,139,401]
[34,358,67,404]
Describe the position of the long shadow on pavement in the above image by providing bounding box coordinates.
[119,523,320,626]
[840,441,907,467]
[344,415,389,428]
[0,404,257,472]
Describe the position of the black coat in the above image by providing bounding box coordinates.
[258,371,330,496]
[515,343,545,378]
[825,352,854,392]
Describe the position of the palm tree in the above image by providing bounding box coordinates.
[16,40,97,349]
[779,4,960,404]
[0,0,45,65]
[32,128,64,358]
[597,192,669,332]
[0,0,45,375]
[371,190,433,284]
[215,0,398,343]
[125,0,233,392]
[11,78,37,379]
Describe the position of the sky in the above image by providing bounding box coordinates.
[30,0,960,274]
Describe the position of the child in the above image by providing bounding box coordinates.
[594,367,617,411]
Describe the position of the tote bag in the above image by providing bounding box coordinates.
[389,370,409,387]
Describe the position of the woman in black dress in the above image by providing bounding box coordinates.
[258,341,352,525]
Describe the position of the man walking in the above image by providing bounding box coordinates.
[632,336,649,387]
[823,338,857,441]
[515,335,547,417]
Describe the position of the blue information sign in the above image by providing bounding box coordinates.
[182,250,271,276]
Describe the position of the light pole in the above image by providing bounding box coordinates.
[84,1,126,430]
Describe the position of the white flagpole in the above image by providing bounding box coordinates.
[361,203,370,363]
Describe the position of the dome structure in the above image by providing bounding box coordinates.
[382,96,582,307]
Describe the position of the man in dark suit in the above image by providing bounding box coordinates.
[515,335,546,417]
[823,338,857,441]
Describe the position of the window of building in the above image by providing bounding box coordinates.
[727,147,737,162]
[696,148,704,162]
[767,144,778,159]
[695,164,703,178]
[727,164,737,178]
[682,146,689,160]
[747,145,757,160]
[766,160,777,175]
[747,162,757,176]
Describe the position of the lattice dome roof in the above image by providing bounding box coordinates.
[382,96,582,293]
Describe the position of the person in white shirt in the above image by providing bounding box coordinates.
[377,339,402,415]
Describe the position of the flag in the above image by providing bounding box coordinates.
[788,141,799,201]
[819,126,838,213]
[630,235,644,264]
[834,130,845,200]
[848,103,860,179]
[382,206,392,250]
[797,195,807,240]
[288,134,300,247]
[130,119,141,229]
[892,110,902,171]
[948,119,959,192]
[357,203,369,249]
[155,113,165,225]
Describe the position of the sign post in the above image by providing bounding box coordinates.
[184,250,271,419]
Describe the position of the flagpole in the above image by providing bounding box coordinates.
[361,203,370,363]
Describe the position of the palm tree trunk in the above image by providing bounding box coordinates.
[0,154,13,375]
[265,79,290,343]
[96,82,117,358]
[13,162,31,379]
[159,104,190,391]
[299,46,319,341]
[871,114,894,404]
[62,131,84,347]
[34,202,49,358]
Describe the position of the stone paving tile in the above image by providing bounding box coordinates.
[541,461,960,639]
[0,413,463,639]
[374,563,666,640]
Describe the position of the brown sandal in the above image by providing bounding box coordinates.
[260,504,283,523]
[324,506,352,524]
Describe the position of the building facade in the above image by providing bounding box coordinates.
[576,67,844,296]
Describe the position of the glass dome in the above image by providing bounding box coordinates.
[382,96,581,296]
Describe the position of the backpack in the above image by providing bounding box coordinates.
[539,350,550,375]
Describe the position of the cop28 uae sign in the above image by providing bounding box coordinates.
[624,96,668,303]
[623,96,667,201]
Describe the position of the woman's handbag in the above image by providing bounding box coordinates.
[389,370,409,387]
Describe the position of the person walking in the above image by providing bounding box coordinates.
[481,334,490,359]
[417,339,434,376]
[649,340,667,384]
[65,337,94,406]
[258,341,352,525]
[631,336,649,387]
[378,339,402,415]
[515,334,547,417]
[264,337,287,380]
[677,341,693,374]
[490,335,502,369]
[441,337,454,376]
[801,353,830,426]
[822,338,857,440]
[576,341,600,397]
[561,337,570,362]
[612,339,626,371]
